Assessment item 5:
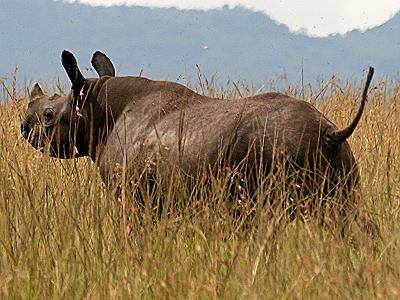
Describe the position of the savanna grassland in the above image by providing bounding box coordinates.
[1,70,400,299]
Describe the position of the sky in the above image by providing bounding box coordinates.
[64,0,400,37]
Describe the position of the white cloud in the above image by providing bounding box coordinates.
[63,0,400,37]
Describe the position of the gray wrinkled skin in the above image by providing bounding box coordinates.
[21,51,373,224]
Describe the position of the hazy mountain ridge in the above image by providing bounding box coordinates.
[1,0,399,84]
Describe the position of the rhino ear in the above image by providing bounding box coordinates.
[61,50,85,92]
[91,51,115,77]
[30,83,44,100]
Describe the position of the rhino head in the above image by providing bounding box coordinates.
[21,50,115,158]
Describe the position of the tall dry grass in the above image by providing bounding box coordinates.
[1,70,400,299]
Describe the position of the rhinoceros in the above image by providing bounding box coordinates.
[21,50,374,223]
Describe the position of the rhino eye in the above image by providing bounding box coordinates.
[43,109,54,123]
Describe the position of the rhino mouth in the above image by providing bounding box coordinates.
[40,140,77,158]
[22,128,46,150]
[21,125,78,158]
[48,143,77,158]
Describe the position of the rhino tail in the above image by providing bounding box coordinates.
[327,66,374,145]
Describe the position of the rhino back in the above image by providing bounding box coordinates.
[98,88,350,180]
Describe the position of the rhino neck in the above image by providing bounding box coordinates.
[77,76,153,162]
[79,76,206,162]
[76,76,113,161]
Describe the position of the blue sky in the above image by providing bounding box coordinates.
[63,0,400,36]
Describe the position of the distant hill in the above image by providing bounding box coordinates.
[1,0,400,85]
